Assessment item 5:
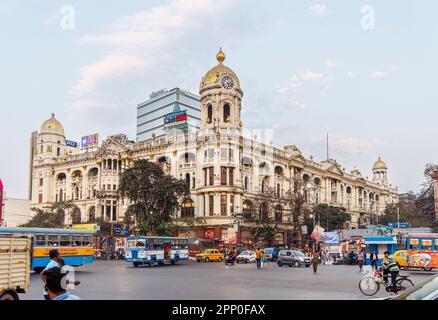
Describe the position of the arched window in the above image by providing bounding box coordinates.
[185,173,190,187]
[72,208,81,224]
[260,202,269,221]
[274,205,283,223]
[274,166,284,176]
[57,209,65,226]
[244,177,249,191]
[243,200,253,217]
[223,104,231,123]
[276,183,281,197]
[207,104,213,124]
[57,173,66,181]
[181,199,195,218]
[88,168,98,178]
[88,206,96,222]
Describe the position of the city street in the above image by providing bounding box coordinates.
[20,260,436,300]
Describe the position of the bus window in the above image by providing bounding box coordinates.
[82,236,92,247]
[48,235,59,246]
[153,238,164,250]
[128,239,146,248]
[60,235,71,246]
[35,235,47,247]
[421,240,432,251]
[72,236,81,246]
[410,239,419,250]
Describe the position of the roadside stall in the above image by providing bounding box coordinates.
[321,232,341,262]
[364,236,397,266]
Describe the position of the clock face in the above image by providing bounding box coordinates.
[221,76,235,90]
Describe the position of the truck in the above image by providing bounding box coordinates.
[0,233,32,300]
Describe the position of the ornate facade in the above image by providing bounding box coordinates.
[30,50,399,245]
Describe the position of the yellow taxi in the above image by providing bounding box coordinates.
[393,250,409,268]
[195,249,224,262]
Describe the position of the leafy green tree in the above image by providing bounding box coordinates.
[20,202,76,228]
[118,159,189,235]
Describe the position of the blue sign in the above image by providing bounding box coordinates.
[65,140,78,148]
[388,222,411,228]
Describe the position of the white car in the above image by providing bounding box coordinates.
[236,251,256,263]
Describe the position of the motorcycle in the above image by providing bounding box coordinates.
[225,254,236,266]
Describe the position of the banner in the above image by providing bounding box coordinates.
[321,232,340,244]
[311,225,325,241]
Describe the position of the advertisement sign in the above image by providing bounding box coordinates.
[81,134,99,148]
[321,232,340,244]
[67,223,101,234]
[407,251,438,269]
[164,111,187,125]
[65,140,78,148]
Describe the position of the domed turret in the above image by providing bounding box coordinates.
[373,157,388,185]
[41,113,65,136]
[373,157,387,170]
[200,48,241,93]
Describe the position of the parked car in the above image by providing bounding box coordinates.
[263,247,280,262]
[195,249,224,262]
[236,251,256,263]
[277,249,311,268]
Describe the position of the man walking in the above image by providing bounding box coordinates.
[357,250,365,273]
[311,250,319,273]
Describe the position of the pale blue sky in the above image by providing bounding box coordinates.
[1,0,437,198]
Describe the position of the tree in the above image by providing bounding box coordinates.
[118,159,190,235]
[243,174,310,248]
[312,204,350,231]
[20,201,76,228]
[380,163,437,228]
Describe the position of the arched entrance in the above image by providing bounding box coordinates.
[72,208,81,224]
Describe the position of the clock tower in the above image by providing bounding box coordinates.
[195,49,244,232]
[199,48,243,132]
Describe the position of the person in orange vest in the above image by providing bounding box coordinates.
[255,248,261,269]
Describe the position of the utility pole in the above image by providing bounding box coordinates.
[397,205,400,229]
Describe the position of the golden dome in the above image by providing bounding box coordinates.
[41,113,65,136]
[373,157,387,170]
[200,48,240,90]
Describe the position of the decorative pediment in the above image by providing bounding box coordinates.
[322,160,344,176]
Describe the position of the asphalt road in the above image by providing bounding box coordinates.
[20,260,436,300]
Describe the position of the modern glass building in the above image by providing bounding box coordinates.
[137,88,201,142]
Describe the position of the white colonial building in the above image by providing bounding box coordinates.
[30,50,399,246]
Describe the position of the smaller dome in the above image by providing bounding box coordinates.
[41,113,65,136]
[373,157,387,170]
